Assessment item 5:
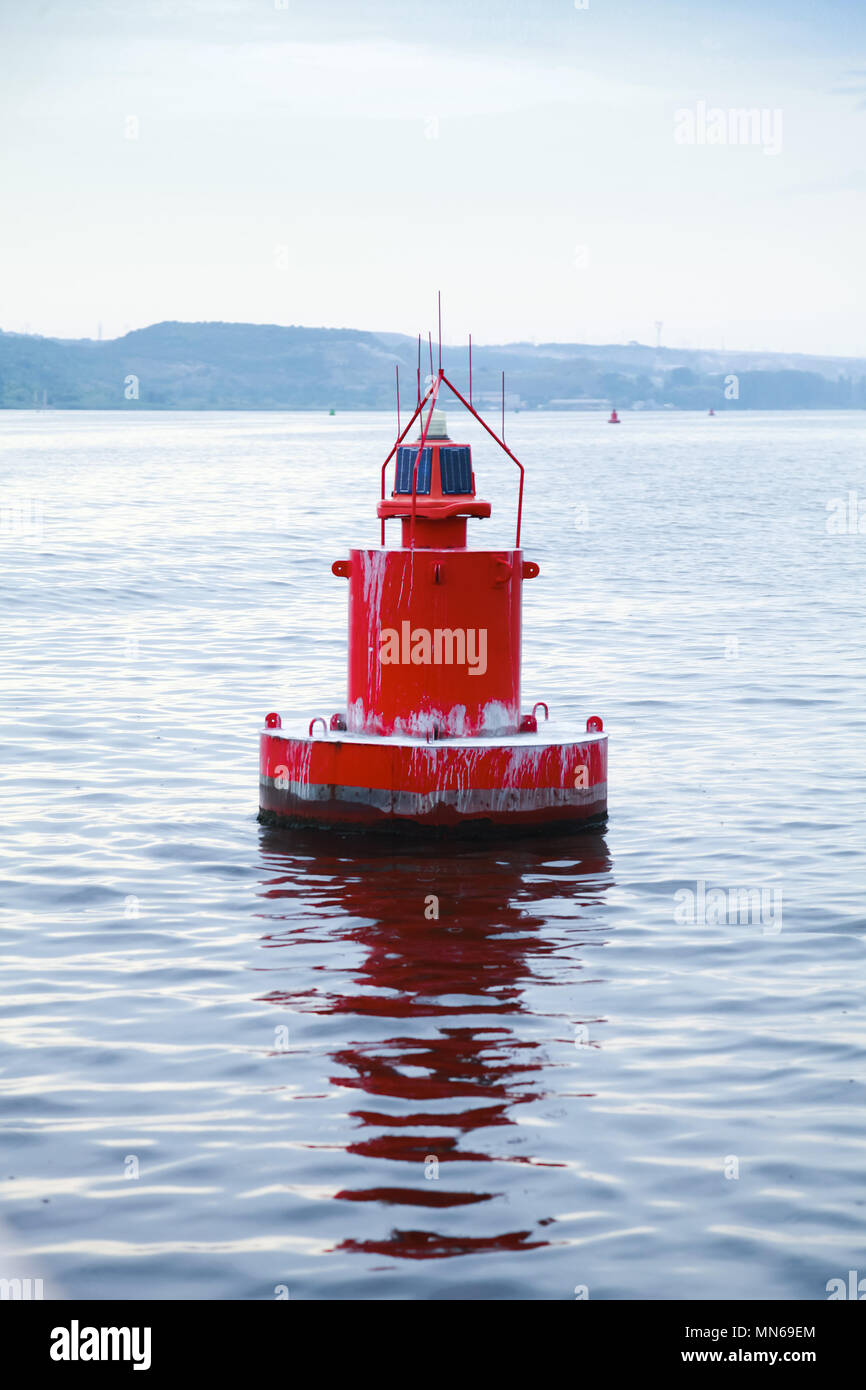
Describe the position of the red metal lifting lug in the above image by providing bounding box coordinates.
[329,712,347,731]
[265,711,282,729]
[492,559,513,587]
[331,559,352,578]
[519,714,538,732]
[522,560,540,579]
[532,701,549,722]
[308,717,328,738]
[586,715,604,733]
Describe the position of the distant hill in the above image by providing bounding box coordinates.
[2,320,866,411]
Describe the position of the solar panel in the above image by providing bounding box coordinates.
[439,446,472,495]
[394,447,432,494]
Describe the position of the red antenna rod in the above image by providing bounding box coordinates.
[417,334,421,408]
[410,374,444,550]
[379,378,439,544]
[395,364,400,438]
[469,333,472,407]
[440,373,525,548]
[501,370,505,442]
[438,290,442,372]
[428,331,434,382]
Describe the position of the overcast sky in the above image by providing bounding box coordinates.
[1,0,864,354]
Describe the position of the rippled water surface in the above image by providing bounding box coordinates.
[1,408,864,1300]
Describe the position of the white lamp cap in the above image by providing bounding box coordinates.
[417,408,449,441]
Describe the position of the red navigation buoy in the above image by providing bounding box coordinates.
[259,329,608,835]
[608,408,620,424]
[708,407,715,416]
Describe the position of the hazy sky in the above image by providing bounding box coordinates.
[1,0,865,354]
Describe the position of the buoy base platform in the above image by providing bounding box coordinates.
[259,719,607,836]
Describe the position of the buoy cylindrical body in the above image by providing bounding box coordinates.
[346,546,522,737]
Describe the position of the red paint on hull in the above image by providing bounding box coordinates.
[259,727,608,833]
[345,547,524,737]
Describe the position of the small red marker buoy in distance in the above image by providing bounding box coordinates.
[258,317,608,835]
[708,407,715,416]
[608,408,620,423]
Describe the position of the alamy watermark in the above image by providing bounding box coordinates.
[50,1323,151,1370]
[379,622,488,676]
[674,879,782,933]
[0,498,43,540]
[826,491,866,535]
[826,1270,866,1299]
[674,102,783,156]
[0,1277,44,1299]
